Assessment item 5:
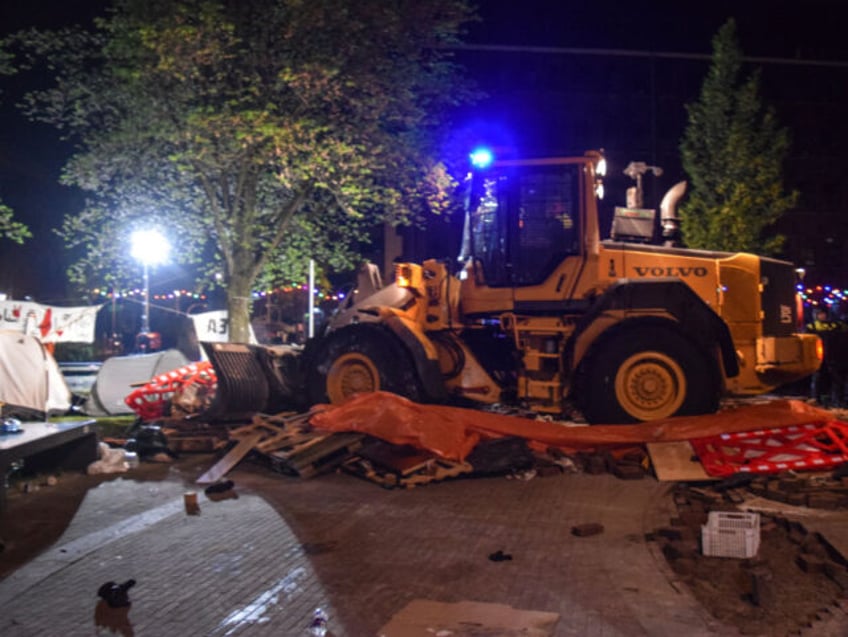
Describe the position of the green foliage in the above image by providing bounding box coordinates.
[679,20,797,256]
[0,202,32,244]
[9,0,476,340]
[0,42,31,244]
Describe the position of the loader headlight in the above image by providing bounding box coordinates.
[395,263,423,291]
[596,156,607,177]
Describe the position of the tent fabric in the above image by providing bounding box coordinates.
[84,349,190,416]
[308,391,836,462]
[0,329,71,418]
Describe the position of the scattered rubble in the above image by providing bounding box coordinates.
[488,550,513,562]
[571,523,605,537]
[86,442,131,475]
[97,579,136,608]
[652,481,848,635]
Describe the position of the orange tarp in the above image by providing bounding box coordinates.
[308,392,836,462]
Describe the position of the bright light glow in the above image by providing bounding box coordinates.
[470,147,494,169]
[130,229,170,266]
[595,182,605,200]
[596,157,607,177]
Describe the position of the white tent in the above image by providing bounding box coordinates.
[84,349,190,416]
[0,329,72,419]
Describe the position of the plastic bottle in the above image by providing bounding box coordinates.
[308,607,328,636]
[124,451,140,468]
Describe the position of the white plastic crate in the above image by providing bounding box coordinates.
[701,511,760,558]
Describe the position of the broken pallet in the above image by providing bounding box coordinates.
[267,432,365,478]
[196,432,264,484]
[341,455,473,489]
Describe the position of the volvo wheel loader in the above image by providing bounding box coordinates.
[297,150,821,424]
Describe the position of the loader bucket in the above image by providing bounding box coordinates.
[199,342,304,422]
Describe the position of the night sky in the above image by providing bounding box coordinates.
[1,1,846,302]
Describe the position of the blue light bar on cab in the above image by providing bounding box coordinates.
[469,147,494,169]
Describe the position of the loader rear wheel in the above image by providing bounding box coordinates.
[576,326,719,424]
[306,324,422,405]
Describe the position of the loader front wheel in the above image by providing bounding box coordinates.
[576,326,720,424]
[306,324,422,405]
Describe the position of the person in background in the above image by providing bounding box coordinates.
[805,307,846,407]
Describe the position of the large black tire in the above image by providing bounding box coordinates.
[575,325,720,424]
[305,323,423,405]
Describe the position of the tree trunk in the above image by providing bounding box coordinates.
[226,276,254,343]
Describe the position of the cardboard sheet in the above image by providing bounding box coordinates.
[378,599,558,637]
[647,441,715,481]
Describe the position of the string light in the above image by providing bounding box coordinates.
[90,288,207,301]
[87,283,348,303]
[797,284,847,312]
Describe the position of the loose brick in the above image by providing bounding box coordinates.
[678,509,709,527]
[655,527,684,541]
[612,462,644,480]
[748,565,775,607]
[807,493,842,510]
[797,553,826,574]
[571,522,604,537]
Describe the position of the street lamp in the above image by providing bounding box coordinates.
[130,229,170,335]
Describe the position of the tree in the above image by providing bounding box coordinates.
[679,19,797,255]
[7,0,475,341]
[0,50,31,244]
[0,202,32,244]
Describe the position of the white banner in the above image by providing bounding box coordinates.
[0,300,102,343]
[191,310,257,345]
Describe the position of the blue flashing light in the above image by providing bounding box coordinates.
[470,147,494,169]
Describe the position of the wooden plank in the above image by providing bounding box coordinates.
[269,433,330,458]
[357,443,436,476]
[263,410,307,425]
[647,441,715,482]
[401,460,472,487]
[195,432,263,484]
[272,433,364,478]
[256,431,320,454]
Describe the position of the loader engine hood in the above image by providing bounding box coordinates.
[325,283,415,332]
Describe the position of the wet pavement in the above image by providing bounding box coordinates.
[1,454,848,636]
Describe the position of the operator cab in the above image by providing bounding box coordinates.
[462,155,589,288]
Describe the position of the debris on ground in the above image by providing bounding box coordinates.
[571,523,605,537]
[97,579,136,608]
[203,480,238,502]
[488,550,513,562]
[86,442,131,475]
[652,481,848,636]
[183,491,200,515]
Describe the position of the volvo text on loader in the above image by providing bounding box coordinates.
[300,150,821,424]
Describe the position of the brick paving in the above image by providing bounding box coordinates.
[0,459,750,637]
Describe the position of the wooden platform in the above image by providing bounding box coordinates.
[0,419,98,508]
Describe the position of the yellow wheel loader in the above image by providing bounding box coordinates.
[295,150,820,424]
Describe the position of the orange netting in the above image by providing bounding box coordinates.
[124,361,217,421]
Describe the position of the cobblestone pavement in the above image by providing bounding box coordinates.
[0,457,746,637]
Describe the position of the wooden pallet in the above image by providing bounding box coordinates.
[267,432,364,478]
[221,410,363,479]
[341,454,473,489]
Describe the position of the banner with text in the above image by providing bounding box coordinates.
[190,310,258,350]
[0,300,102,343]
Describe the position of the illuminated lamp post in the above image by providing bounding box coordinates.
[130,229,170,335]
